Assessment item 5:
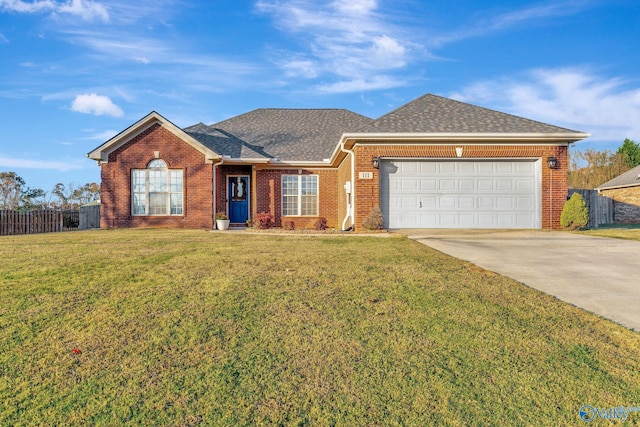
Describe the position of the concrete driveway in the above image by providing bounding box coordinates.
[401,229,640,332]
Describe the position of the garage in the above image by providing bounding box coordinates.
[380,159,542,229]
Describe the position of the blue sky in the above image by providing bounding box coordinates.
[1,0,639,191]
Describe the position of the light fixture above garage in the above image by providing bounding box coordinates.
[372,156,380,169]
[547,156,558,169]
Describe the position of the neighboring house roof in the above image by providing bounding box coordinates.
[357,93,583,135]
[597,164,640,190]
[184,109,372,162]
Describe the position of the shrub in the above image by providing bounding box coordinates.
[283,220,295,231]
[314,217,327,231]
[255,211,273,229]
[245,218,253,228]
[362,207,384,230]
[560,193,589,230]
[215,212,228,220]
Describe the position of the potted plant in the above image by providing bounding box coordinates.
[215,212,230,230]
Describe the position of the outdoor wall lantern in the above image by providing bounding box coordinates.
[372,156,380,169]
[547,156,558,169]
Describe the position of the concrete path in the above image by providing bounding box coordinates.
[401,229,640,332]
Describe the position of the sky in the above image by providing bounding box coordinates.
[1,0,639,192]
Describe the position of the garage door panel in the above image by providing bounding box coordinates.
[459,179,475,191]
[439,179,456,191]
[381,159,541,229]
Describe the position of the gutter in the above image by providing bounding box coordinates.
[212,156,225,229]
[339,139,355,231]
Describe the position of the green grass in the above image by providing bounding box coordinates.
[2,229,640,426]
[577,223,640,241]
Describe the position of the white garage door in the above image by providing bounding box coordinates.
[380,159,541,229]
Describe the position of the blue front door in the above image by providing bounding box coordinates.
[228,176,249,223]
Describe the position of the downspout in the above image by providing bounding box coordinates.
[213,157,224,229]
[339,139,355,231]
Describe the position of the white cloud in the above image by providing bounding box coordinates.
[71,93,124,117]
[0,32,8,43]
[57,0,108,22]
[316,75,405,94]
[450,68,640,144]
[0,0,109,22]
[429,1,589,47]
[257,0,413,92]
[0,154,83,171]
[82,129,118,140]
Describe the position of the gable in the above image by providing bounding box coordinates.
[87,111,220,164]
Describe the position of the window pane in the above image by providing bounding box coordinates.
[132,193,146,215]
[283,195,297,216]
[282,176,298,195]
[170,193,182,215]
[301,195,317,216]
[149,170,167,192]
[149,193,166,215]
[301,175,318,195]
[132,171,146,193]
[148,159,167,168]
[170,171,183,192]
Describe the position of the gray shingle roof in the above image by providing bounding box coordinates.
[184,109,372,161]
[357,93,583,134]
[597,164,640,190]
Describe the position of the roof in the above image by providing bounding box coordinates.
[184,109,372,161]
[358,93,584,134]
[88,93,589,166]
[597,164,640,190]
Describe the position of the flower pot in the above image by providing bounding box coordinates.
[216,219,230,230]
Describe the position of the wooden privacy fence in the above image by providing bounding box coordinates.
[569,189,614,228]
[0,210,79,236]
[79,204,100,230]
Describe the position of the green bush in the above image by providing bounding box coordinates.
[560,193,589,230]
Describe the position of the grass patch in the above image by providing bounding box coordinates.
[2,229,640,425]
[577,224,640,241]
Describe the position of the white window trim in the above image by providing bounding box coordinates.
[281,174,319,217]
[131,164,184,216]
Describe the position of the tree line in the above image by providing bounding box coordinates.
[0,171,100,211]
[569,138,639,189]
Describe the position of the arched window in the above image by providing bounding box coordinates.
[132,159,183,216]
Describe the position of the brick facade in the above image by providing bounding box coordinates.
[100,124,214,229]
[599,187,640,223]
[342,144,568,230]
[252,168,340,229]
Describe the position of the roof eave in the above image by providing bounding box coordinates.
[327,132,590,165]
[597,182,640,191]
[341,132,591,143]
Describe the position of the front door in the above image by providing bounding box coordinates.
[228,176,249,223]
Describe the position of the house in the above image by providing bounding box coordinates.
[87,93,589,230]
[596,164,640,223]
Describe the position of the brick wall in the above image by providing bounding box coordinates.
[350,144,569,230]
[600,187,640,223]
[254,168,339,229]
[100,123,213,229]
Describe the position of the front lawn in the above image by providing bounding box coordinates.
[578,223,640,241]
[1,229,639,425]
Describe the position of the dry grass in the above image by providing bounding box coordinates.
[577,223,640,241]
[1,229,640,425]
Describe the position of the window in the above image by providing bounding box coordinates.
[282,175,318,216]
[132,159,183,216]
